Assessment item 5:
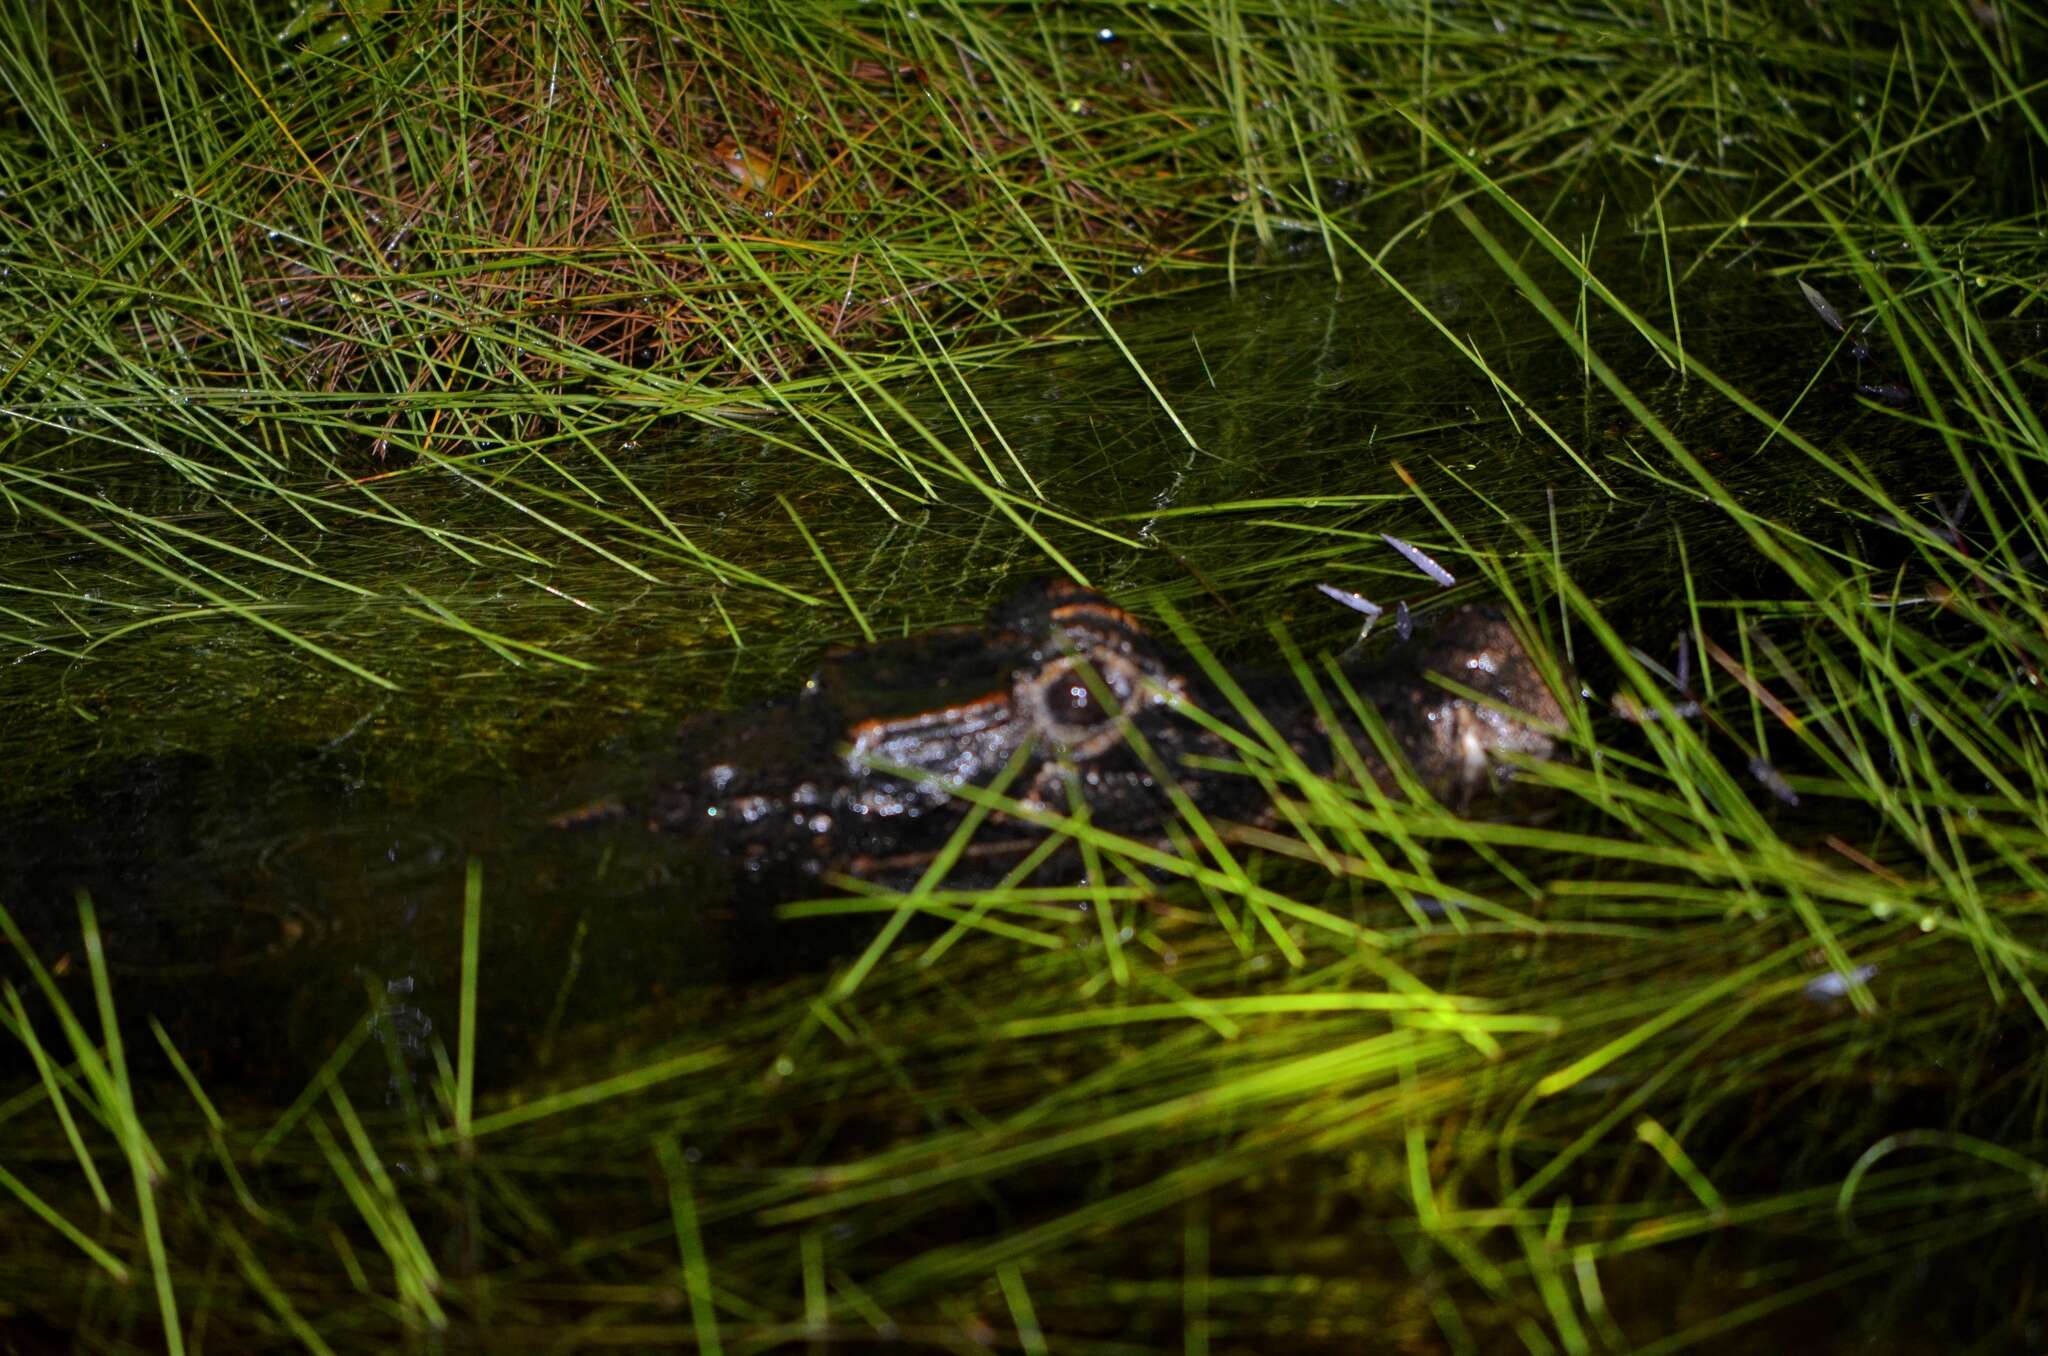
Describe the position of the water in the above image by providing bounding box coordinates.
[4,218,2033,1353]
[0,243,1921,1099]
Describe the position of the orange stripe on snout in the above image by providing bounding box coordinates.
[1047,600,1145,635]
[844,689,1010,743]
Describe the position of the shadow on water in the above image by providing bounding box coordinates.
[0,742,763,1098]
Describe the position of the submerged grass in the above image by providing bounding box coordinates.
[3,0,2048,1351]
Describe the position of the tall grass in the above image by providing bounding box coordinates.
[1,0,2036,688]
[2,0,2046,1350]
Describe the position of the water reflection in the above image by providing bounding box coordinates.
[0,742,748,1099]
[0,261,1931,1104]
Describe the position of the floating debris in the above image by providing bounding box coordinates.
[1382,534,1456,588]
[1612,693,1703,723]
[1614,631,1702,722]
[1395,599,1412,641]
[1748,755,1800,806]
[1315,583,1382,619]
[1928,487,1978,549]
[1799,280,1917,409]
[1797,279,1874,361]
[1802,964,1878,1003]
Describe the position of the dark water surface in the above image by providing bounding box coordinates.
[0,243,1922,1100]
[6,214,2039,1354]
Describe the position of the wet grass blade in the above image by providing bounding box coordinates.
[76,897,183,1355]
[456,857,482,1142]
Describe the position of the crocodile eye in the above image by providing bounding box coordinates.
[1052,674,1110,725]
[1028,655,1138,758]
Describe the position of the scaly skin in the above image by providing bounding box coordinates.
[576,581,1570,887]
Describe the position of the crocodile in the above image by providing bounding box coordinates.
[567,579,1570,889]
